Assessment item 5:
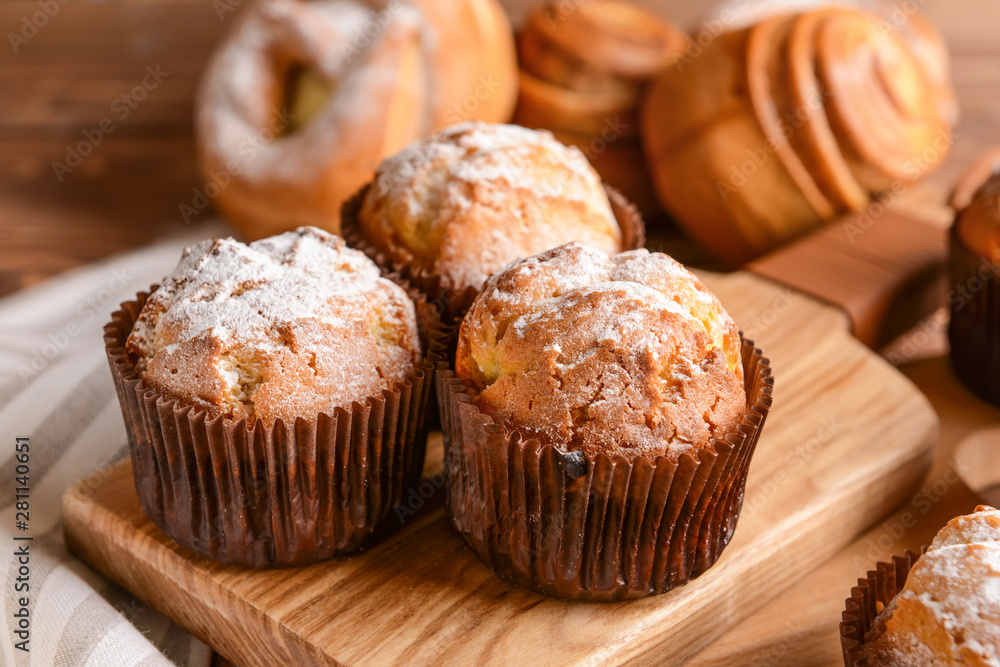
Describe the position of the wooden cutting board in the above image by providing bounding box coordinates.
[62,270,938,667]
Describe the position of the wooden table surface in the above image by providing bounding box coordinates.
[3,1,1000,665]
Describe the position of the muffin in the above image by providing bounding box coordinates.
[438,243,773,600]
[842,506,1000,666]
[949,156,1000,407]
[105,227,442,567]
[341,121,645,322]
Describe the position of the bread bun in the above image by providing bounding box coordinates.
[642,7,954,265]
[861,506,1000,666]
[513,1,688,216]
[126,227,420,425]
[455,242,745,459]
[356,122,623,294]
[195,0,517,240]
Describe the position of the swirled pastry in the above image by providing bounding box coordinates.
[642,6,955,265]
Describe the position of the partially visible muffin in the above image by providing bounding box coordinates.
[455,242,745,459]
[954,171,1000,262]
[949,161,1000,408]
[860,506,1000,666]
[126,226,421,425]
[355,122,624,295]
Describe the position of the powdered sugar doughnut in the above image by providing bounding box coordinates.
[195,0,517,239]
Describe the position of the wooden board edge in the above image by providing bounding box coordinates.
[613,411,937,665]
[60,405,936,667]
[61,463,337,667]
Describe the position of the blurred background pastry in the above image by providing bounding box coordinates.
[948,151,1000,407]
[512,0,688,215]
[195,0,518,241]
[696,0,958,125]
[641,5,956,266]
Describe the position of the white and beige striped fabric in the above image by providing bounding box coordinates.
[0,224,229,666]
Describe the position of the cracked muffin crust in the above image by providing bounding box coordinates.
[454,242,745,459]
[356,121,623,294]
[125,226,421,426]
[860,505,1000,666]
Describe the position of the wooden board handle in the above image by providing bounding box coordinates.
[747,210,948,348]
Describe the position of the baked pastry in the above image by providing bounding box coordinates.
[343,122,645,321]
[513,0,688,214]
[698,0,959,125]
[858,506,1000,665]
[105,226,442,566]
[456,242,745,459]
[641,6,955,266]
[438,242,773,599]
[127,227,420,425]
[195,0,518,240]
[948,154,1000,407]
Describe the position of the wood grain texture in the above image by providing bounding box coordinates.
[62,272,938,667]
[689,356,998,667]
[748,211,948,348]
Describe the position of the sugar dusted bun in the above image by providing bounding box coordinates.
[861,506,1000,666]
[455,242,745,459]
[195,0,517,239]
[357,122,623,293]
[126,227,420,425]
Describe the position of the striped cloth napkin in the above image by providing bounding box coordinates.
[0,223,228,666]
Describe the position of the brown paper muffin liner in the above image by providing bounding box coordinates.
[103,281,447,568]
[840,549,926,666]
[340,182,647,328]
[436,337,773,601]
[948,223,1000,407]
